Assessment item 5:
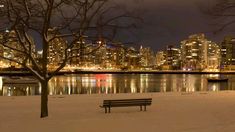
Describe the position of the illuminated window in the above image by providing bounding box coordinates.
[192,53,197,56]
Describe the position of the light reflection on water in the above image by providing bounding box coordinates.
[0,74,233,96]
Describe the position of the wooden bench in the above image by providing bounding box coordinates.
[100,98,152,113]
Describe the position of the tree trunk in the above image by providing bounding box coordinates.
[40,80,49,118]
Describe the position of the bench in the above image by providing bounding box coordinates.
[100,98,152,113]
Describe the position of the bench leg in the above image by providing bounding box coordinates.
[105,107,107,113]
[140,106,142,111]
[108,107,111,113]
[144,105,146,111]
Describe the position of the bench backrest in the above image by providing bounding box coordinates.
[102,98,152,107]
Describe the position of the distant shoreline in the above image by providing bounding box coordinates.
[1,70,235,76]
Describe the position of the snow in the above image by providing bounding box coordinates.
[1,91,235,132]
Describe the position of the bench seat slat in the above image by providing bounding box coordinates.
[103,103,151,107]
[103,101,151,103]
[102,102,151,106]
[103,102,152,104]
[102,104,151,107]
[103,100,152,103]
[103,98,152,102]
[103,101,152,104]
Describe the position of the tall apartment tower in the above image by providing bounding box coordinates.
[139,46,155,68]
[125,47,140,69]
[207,42,220,71]
[165,45,181,70]
[220,36,235,70]
[47,29,67,67]
[0,30,36,68]
[155,51,166,69]
[181,34,208,71]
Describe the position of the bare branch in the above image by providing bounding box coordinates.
[0,56,25,66]
[201,0,235,32]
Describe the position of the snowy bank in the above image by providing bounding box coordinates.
[1,92,235,132]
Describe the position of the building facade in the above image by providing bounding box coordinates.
[207,42,220,71]
[47,29,67,69]
[165,45,181,70]
[220,36,235,70]
[139,46,155,69]
[0,30,36,68]
[181,34,208,71]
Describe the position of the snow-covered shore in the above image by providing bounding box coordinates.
[1,91,235,132]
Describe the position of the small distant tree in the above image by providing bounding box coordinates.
[0,0,141,118]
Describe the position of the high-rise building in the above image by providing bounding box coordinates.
[105,43,126,69]
[181,34,209,71]
[155,45,181,70]
[0,30,36,68]
[125,47,140,69]
[101,45,114,69]
[207,42,220,71]
[220,36,235,70]
[69,41,84,66]
[47,29,67,68]
[0,32,6,67]
[92,40,107,68]
[155,51,166,69]
[113,43,125,69]
[139,46,155,69]
[165,45,181,70]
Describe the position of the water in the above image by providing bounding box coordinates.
[0,74,234,96]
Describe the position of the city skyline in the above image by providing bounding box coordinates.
[2,29,235,72]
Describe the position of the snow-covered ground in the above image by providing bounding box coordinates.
[1,91,235,132]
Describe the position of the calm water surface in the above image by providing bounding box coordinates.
[0,74,234,96]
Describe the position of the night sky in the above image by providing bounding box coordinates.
[123,0,235,51]
[1,0,235,52]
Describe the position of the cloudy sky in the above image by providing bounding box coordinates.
[123,0,235,51]
[1,0,234,51]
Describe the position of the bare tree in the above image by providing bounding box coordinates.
[0,0,141,118]
[201,0,235,33]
